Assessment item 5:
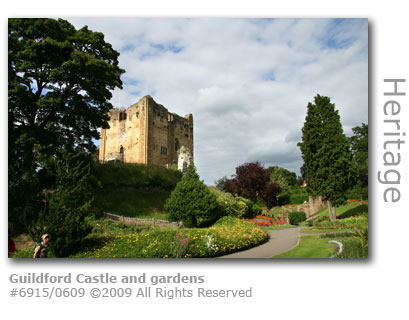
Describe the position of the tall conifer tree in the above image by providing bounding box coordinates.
[298,95,357,220]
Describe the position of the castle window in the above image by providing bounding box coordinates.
[119,111,127,121]
[160,146,168,155]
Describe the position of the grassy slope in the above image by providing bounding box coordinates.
[91,162,182,219]
[313,201,364,219]
[94,187,169,219]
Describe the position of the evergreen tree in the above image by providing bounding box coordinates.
[164,164,218,227]
[349,123,368,187]
[298,95,357,220]
[33,152,94,257]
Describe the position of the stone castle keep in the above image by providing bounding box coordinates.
[99,95,193,167]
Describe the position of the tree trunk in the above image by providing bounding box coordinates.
[21,141,36,226]
[332,206,337,221]
[328,201,336,221]
[191,216,197,228]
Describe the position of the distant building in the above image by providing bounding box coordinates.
[99,95,193,167]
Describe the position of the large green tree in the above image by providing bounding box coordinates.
[266,166,298,205]
[298,95,358,220]
[349,123,368,187]
[8,18,124,227]
[266,166,297,187]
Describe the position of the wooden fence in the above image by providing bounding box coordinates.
[103,212,180,228]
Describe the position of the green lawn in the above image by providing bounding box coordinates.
[272,235,337,258]
[300,227,356,233]
[266,225,297,231]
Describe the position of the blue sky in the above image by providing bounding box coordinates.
[69,18,368,185]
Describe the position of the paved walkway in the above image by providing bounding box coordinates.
[220,226,309,259]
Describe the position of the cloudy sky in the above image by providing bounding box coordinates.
[68,18,368,185]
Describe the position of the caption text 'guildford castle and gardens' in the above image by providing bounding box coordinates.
[8,18,368,259]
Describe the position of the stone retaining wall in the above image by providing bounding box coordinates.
[281,196,327,218]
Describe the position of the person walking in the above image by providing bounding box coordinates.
[33,234,51,258]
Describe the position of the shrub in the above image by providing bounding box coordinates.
[211,189,246,218]
[240,197,258,218]
[289,211,306,225]
[209,189,259,219]
[164,164,218,227]
[251,203,263,217]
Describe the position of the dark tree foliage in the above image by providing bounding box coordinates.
[349,123,368,187]
[259,181,282,209]
[298,95,358,220]
[30,152,94,257]
[225,162,281,209]
[164,164,218,228]
[8,18,124,229]
[224,178,239,195]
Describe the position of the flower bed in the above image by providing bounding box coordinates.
[347,199,362,203]
[347,199,368,204]
[246,215,287,227]
[67,216,268,258]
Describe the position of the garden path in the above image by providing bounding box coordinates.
[220,226,309,258]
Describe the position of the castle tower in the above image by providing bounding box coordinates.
[99,95,193,167]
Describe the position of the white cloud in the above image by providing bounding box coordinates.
[69,18,368,185]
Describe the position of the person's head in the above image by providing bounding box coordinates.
[41,234,50,244]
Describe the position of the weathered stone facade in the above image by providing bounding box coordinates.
[99,95,193,166]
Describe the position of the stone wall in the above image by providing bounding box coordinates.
[282,196,327,218]
[99,95,193,167]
